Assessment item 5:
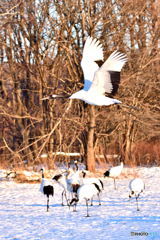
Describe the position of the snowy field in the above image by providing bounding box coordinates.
[0,167,160,240]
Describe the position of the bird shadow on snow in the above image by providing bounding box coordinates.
[73,201,160,223]
[0,202,64,211]
[29,202,61,206]
[21,203,64,208]
[107,215,160,224]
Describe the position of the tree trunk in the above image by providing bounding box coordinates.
[86,105,96,172]
[125,117,135,166]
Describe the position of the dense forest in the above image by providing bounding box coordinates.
[0,0,159,171]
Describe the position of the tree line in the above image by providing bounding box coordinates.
[0,0,159,171]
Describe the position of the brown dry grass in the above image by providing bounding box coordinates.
[133,141,160,166]
[13,169,57,184]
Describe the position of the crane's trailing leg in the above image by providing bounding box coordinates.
[98,193,101,205]
[62,190,69,206]
[47,197,49,212]
[136,195,140,211]
[86,199,90,217]
[70,198,78,212]
[114,178,117,190]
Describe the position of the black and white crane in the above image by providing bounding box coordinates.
[66,169,81,202]
[81,171,104,205]
[104,162,123,189]
[129,178,145,211]
[70,183,101,217]
[40,168,54,211]
[52,173,69,206]
[52,168,81,207]
[42,36,129,107]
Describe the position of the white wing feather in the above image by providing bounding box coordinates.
[88,51,127,95]
[81,37,104,91]
[100,50,127,72]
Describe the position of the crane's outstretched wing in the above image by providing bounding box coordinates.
[81,37,104,91]
[88,51,127,96]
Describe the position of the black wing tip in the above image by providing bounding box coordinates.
[52,174,62,181]
[108,71,121,96]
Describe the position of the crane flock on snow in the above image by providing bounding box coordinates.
[39,161,145,217]
[39,36,143,215]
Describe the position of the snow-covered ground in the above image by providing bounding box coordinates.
[0,167,160,240]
